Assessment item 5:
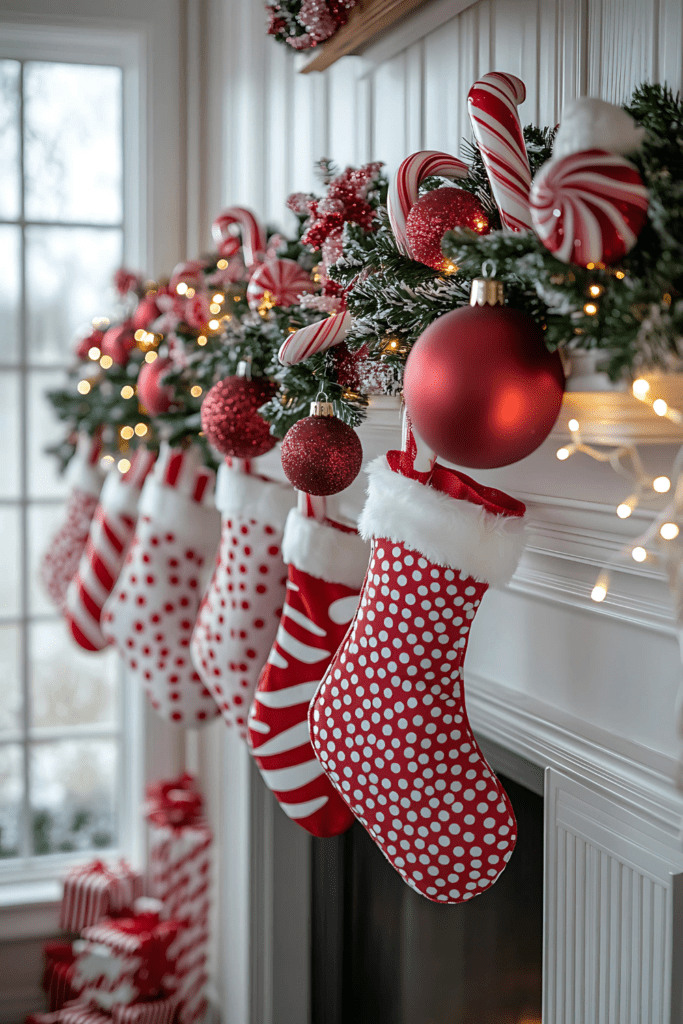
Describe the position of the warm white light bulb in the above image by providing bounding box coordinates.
[632,378,650,397]
[568,418,579,432]
[88,346,101,360]
[661,522,680,540]
[653,399,668,416]
[556,447,570,461]
[632,546,647,562]
[653,476,671,493]
[176,282,188,295]
[145,351,158,363]
[117,458,131,474]
[591,584,607,602]
[616,503,632,519]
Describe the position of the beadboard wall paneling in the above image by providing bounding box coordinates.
[216,0,683,228]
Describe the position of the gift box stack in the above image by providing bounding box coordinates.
[145,775,212,1024]
[27,775,212,1024]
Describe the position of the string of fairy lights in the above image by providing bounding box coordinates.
[555,377,683,604]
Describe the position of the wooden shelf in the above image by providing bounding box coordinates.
[297,0,434,73]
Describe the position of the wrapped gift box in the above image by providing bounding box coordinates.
[72,912,178,1012]
[60,859,143,933]
[145,774,211,1024]
[42,940,79,1012]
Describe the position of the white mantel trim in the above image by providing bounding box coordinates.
[466,670,683,852]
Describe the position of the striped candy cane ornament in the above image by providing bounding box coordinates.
[278,310,352,366]
[65,449,156,652]
[102,445,221,726]
[211,206,267,267]
[247,503,369,837]
[388,151,469,256]
[467,72,533,232]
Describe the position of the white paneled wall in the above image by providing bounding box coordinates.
[214,0,683,231]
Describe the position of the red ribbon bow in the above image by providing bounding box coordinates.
[144,772,203,828]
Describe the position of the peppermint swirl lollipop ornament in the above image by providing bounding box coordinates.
[246,257,317,313]
[529,148,649,267]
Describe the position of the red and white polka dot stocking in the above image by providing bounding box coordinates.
[65,448,157,651]
[309,452,527,903]
[190,462,296,737]
[102,445,221,726]
[248,508,369,837]
[41,434,103,614]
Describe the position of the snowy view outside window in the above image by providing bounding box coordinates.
[0,59,125,862]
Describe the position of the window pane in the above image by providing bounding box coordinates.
[0,371,20,496]
[30,739,117,855]
[30,621,118,728]
[0,225,21,363]
[26,225,122,364]
[0,627,22,734]
[0,508,21,618]
[0,60,20,220]
[24,62,122,224]
[0,744,23,858]
[28,370,70,499]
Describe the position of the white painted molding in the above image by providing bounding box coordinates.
[465,671,683,845]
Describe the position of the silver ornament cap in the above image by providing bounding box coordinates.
[310,400,335,417]
[470,277,505,307]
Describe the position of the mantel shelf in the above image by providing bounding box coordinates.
[296,0,436,72]
[368,374,683,448]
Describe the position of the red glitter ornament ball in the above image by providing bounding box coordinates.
[405,187,490,270]
[404,303,565,469]
[281,413,363,495]
[137,357,173,416]
[201,376,277,459]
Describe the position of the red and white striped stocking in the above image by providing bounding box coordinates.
[65,449,156,651]
[310,452,527,903]
[41,434,103,614]
[248,506,369,837]
[102,445,221,726]
[190,461,296,737]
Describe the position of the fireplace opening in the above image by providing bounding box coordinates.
[312,772,543,1024]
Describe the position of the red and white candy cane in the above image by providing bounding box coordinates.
[278,311,352,366]
[211,207,267,267]
[388,151,469,256]
[467,72,533,232]
[529,148,649,267]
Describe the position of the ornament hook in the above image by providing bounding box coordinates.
[481,259,497,279]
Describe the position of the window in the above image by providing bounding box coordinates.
[0,47,142,884]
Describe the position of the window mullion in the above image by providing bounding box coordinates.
[18,59,31,863]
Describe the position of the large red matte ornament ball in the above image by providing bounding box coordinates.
[281,412,363,496]
[137,357,173,416]
[404,301,565,469]
[405,187,490,270]
[201,376,277,459]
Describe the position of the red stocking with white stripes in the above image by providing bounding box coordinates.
[310,452,527,903]
[248,501,369,837]
[102,445,221,726]
[41,434,103,614]
[190,460,296,737]
[64,448,156,651]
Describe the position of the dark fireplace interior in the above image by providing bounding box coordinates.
[312,773,543,1024]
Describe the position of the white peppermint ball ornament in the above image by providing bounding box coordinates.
[553,97,646,160]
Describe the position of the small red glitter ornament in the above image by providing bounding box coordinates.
[405,187,490,270]
[137,357,173,416]
[201,373,277,459]
[132,293,161,331]
[281,400,363,495]
[101,321,136,365]
[404,277,565,469]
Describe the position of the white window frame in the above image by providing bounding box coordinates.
[0,20,148,913]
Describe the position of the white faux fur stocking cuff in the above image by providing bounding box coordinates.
[358,456,526,588]
[282,509,370,588]
[139,477,221,545]
[216,463,296,528]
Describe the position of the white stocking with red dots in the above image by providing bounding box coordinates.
[102,445,221,727]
